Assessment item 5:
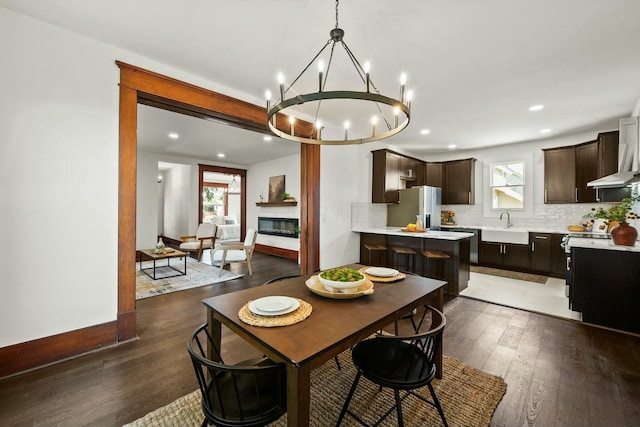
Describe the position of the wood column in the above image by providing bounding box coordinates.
[300,143,320,274]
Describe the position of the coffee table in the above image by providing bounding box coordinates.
[138,248,187,280]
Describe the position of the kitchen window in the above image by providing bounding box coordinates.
[490,161,525,210]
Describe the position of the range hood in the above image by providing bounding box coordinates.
[588,117,640,188]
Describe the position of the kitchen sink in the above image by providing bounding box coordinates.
[481,227,529,245]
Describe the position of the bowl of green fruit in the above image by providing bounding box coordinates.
[318,267,366,294]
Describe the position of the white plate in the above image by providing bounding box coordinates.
[249,297,300,316]
[365,267,399,277]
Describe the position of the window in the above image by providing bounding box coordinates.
[202,184,227,223]
[490,161,524,210]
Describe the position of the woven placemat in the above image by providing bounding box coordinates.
[359,267,406,283]
[238,299,312,327]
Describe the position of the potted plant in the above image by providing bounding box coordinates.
[606,194,640,246]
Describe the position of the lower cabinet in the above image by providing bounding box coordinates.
[530,233,551,273]
[479,242,530,271]
[571,247,640,334]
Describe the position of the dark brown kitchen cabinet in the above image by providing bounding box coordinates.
[529,232,552,273]
[425,162,443,188]
[550,233,566,278]
[479,241,530,271]
[543,146,576,203]
[597,130,619,177]
[443,158,476,205]
[372,149,426,203]
[543,131,619,204]
[571,247,640,334]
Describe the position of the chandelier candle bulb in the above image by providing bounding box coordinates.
[318,60,324,92]
[371,116,378,136]
[364,61,371,92]
[278,73,285,101]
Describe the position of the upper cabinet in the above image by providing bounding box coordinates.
[543,131,618,204]
[443,158,476,204]
[372,149,426,203]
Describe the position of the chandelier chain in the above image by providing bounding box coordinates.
[335,0,340,28]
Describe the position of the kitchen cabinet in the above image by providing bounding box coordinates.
[543,146,576,203]
[571,247,640,334]
[443,158,475,205]
[425,162,443,188]
[550,233,566,278]
[529,232,551,273]
[479,241,530,271]
[575,141,598,203]
[543,131,619,204]
[372,149,425,203]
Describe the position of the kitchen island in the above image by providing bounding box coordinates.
[354,227,473,296]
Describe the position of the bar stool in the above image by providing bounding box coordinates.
[391,247,417,273]
[421,250,450,281]
[364,244,387,267]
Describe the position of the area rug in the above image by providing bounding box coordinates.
[470,265,548,284]
[123,352,507,427]
[136,252,242,299]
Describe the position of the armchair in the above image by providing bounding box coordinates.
[211,228,257,277]
[179,223,217,262]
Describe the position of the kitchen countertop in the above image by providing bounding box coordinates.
[440,224,569,234]
[352,227,474,240]
[567,237,640,253]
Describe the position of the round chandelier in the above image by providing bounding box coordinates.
[265,0,412,145]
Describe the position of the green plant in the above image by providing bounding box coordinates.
[282,192,291,200]
[606,194,640,223]
[584,207,608,219]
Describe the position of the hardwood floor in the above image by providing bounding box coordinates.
[1,253,639,426]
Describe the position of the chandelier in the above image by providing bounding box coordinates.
[265,0,412,145]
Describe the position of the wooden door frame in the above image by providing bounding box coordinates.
[116,61,320,340]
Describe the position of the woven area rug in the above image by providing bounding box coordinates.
[123,352,506,427]
[136,251,242,299]
[470,265,547,284]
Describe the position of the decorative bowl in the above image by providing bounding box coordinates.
[318,268,366,294]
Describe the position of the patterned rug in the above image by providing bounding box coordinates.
[136,251,242,299]
[470,265,548,284]
[123,352,506,427]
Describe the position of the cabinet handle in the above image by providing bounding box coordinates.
[595,188,600,202]
[566,257,571,270]
[535,236,548,240]
[532,242,535,251]
[468,192,471,204]
[575,188,578,203]
[544,188,547,203]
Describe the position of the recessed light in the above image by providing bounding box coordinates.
[217,153,225,158]
[540,128,551,134]
[420,129,431,135]
[168,132,179,139]
[529,105,544,111]
[448,144,457,149]
[263,136,272,141]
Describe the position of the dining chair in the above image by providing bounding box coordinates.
[188,323,287,427]
[212,228,258,277]
[179,223,217,262]
[336,306,448,427]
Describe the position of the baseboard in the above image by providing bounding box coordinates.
[255,243,298,261]
[0,321,118,378]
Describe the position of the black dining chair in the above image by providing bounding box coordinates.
[188,324,287,427]
[336,306,448,427]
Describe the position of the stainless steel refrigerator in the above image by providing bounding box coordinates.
[387,186,442,230]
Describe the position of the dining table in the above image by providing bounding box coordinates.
[202,264,447,427]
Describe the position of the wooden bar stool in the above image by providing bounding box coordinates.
[391,247,417,273]
[421,250,450,281]
[364,244,387,267]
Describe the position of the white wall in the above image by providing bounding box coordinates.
[0,7,276,348]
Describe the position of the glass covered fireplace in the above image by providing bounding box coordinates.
[258,217,299,238]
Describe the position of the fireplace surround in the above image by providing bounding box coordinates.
[258,217,299,238]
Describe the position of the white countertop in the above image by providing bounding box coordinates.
[568,237,640,253]
[352,227,474,240]
[440,224,569,234]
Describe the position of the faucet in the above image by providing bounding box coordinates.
[499,211,513,228]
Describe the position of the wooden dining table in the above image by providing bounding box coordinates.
[202,264,446,427]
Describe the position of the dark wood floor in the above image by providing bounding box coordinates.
[1,252,639,426]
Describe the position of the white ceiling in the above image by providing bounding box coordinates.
[3,0,640,165]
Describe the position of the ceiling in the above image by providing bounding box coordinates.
[4,0,640,165]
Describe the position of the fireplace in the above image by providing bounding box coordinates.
[258,217,299,238]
